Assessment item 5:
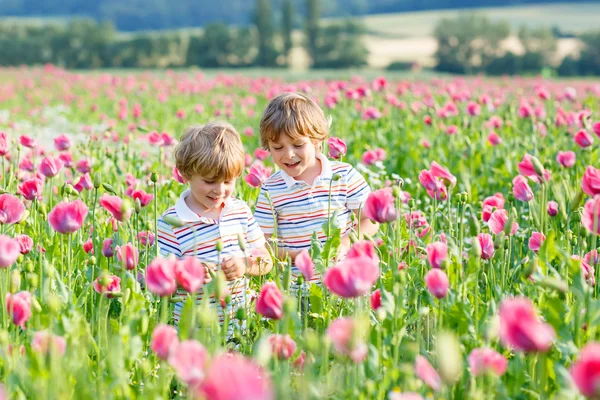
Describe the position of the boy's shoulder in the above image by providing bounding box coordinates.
[329,160,359,178]
[226,197,253,212]
[261,170,287,188]
[159,205,178,220]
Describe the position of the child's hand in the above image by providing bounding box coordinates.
[221,257,246,281]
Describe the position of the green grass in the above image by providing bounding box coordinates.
[72,66,446,81]
[353,2,600,38]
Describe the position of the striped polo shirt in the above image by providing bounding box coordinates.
[254,153,370,284]
[157,189,266,329]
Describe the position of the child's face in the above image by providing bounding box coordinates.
[268,133,320,181]
[186,174,235,212]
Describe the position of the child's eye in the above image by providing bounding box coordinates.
[224,181,232,185]
[272,147,283,151]
[204,180,214,184]
[293,144,305,148]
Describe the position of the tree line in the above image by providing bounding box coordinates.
[1,0,591,31]
[433,14,600,76]
[0,0,368,69]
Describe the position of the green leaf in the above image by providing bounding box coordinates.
[538,231,557,263]
[309,284,323,314]
[177,296,195,339]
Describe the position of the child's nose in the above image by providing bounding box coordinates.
[284,147,295,158]
[214,182,226,194]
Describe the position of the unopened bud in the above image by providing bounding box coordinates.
[570,191,584,212]
[215,240,223,252]
[469,214,480,236]
[140,314,149,335]
[237,233,246,251]
[494,231,505,249]
[64,184,79,196]
[10,270,21,293]
[332,173,342,181]
[437,331,463,384]
[121,198,132,220]
[392,186,402,199]
[235,307,246,321]
[102,183,117,195]
[27,273,38,288]
[47,294,62,314]
[503,214,515,236]
[163,215,185,227]
[93,173,101,189]
[134,198,141,214]
[24,260,34,273]
[530,156,546,181]
[523,257,537,277]
[150,172,158,183]
[471,237,482,258]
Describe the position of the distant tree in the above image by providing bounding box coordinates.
[305,0,320,67]
[578,31,600,75]
[434,13,510,74]
[281,0,294,65]
[186,23,232,67]
[253,0,279,66]
[311,19,368,69]
[517,26,557,66]
[230,27,258,67]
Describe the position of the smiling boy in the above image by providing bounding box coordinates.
[254,92,378,288]
[157,121,272,332]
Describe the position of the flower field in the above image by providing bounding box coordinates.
[0,66,599,399]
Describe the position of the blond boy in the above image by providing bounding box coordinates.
[254,92,378,287]
[157,121,272,332]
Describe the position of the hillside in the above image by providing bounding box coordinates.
[1,0,598,31]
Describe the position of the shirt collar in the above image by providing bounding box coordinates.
[279,152,332,189]
[174,189,233,223]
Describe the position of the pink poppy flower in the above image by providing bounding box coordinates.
[488,209,518,235]
[363,188,396,223]
[582,166,600,197]
[0,194,25,225]
[327,317,368,363]
[426,241,448,269]
[151,324,179,361]
[468,348,507,377]
[324,255,379,298]
[498,297,555,352]
[269,334,296,360]
[48,200,88,234]
[256,282,284,320]
[575,129,594,148]
[328,137,347,159]
[415,355,441,391]
[198,353,273,400]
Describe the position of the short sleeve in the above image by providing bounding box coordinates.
[345,166,371,210]
[245,204,266,249]
[157,216,183,259]
[253,186,276,235]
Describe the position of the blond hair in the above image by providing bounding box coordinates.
[259,92,329,149]
[174,121,244,182]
